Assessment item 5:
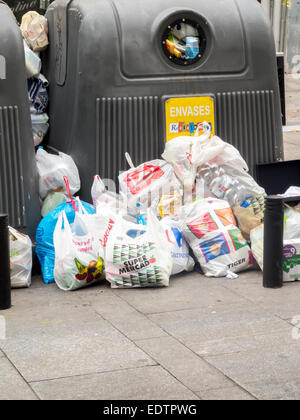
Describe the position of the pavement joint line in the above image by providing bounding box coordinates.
[97,305,201,399]
[0,347,41,400]
[142,313,257,400]
[27,363,160,385]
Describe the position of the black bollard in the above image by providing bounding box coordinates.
[263,196,284,288]
[0,214,11,310]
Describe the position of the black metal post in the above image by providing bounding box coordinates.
[263,196,284,288]
[0,214,11,310]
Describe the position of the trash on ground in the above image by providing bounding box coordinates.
[54,211,104,291]
[36,195,95,284]
[119,157,181,213]
[9,227,32,288]
[160,217,195,275]
[31,121,275,289]
[104,209,173,288]
[182,198,255,277]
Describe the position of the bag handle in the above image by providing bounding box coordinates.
[125,152,135,169]
[75,197,88,215]
[64,176,78,212]
[195,121,212,138]
[53,210,73,248]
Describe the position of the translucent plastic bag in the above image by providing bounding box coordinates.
[250,224,264,271]
[162,123,248,192]
[182,198,255,277]
[41,191,66,218]
[36,148,80,199]
[21,11,49,52]
[119,156,181,212]
[54,212,104,291]
[161,218,194,275]
[105,209,172,288]
[91,175,123,211]
[9,227,32,288]
[36,197,95,284]
[196,162,265,240]
[250,206,300,275]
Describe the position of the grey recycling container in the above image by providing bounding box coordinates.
[0,2,40,239]
[44,0,284,200]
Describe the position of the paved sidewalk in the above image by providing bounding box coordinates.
[0,75,300,401]
[0,272,300,400]
[284,75,300,161]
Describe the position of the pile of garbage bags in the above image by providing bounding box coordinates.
[21,11,50,146]
[32,123,273,291]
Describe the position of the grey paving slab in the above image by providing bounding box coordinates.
[31,365,198,400]
[113,273,248,314]
[0,319,155,382]
[91,293,167,341]
[196,386,255,400]
[149,303,290,356]
[137,336,234,393]
[1,298,103,336]
[205,342,300,386]
[223,276,300,307]
[0,357,37,400]
[243,377,300,400]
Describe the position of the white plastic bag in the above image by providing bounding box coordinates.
[54,211,104,291]
[161,218,194,275]
[91,175,123,211]
[36,147,80,199]
[119,158,181,212]
[9,227,32,288]
[23,40,41,78]
[250,224,264,270]
[250,206,300,275]
[162,123,249,192]
[105,209,172,288]
[182,198,254,277]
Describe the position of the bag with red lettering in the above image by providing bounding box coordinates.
[54,211,104,291]
[119,157,181,212]
[105,209,173,288]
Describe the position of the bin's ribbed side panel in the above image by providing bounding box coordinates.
[0,106,26,227]
[216,90,277,173]
[96,96,161,180]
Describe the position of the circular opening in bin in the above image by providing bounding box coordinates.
[161,17,207,66]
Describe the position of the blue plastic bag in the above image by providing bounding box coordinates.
[36,200,95,284]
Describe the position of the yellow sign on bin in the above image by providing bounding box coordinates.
[165,96,215,142]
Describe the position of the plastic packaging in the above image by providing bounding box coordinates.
[119,158,181,212]
[28,76,49,114]
[23,40,41,78]
[9,227,32,288]
[158,191,182,219]
[36,198,95,284]
[91,175,123,211]
[250,224,264,270]
[161,218,195,275]
[31,113,49,146]
[41,191,66,217]
[182,198,254,277]
[21,11,49,52]
[54,211,104,291]
[36,148,80,199]
[105,209,172,288]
